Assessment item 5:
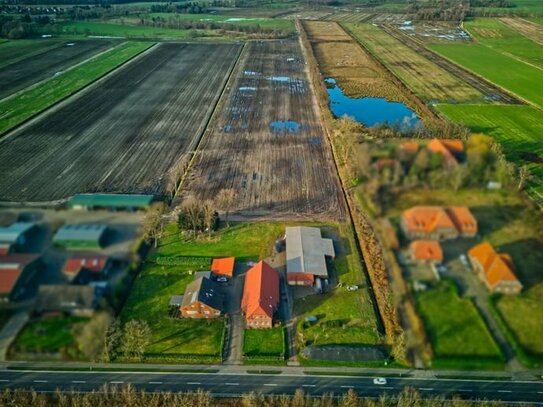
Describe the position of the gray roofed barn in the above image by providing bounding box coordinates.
[285,226,335,283]
[53,224,107,249]
[0,223,35,243]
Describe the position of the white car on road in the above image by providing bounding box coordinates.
[373,377,387,385]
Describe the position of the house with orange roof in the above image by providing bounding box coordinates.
[0,254,40,302]
[427,139,464,167]
[399,141,419,155]
[409,240,443,263]
[468,242,522,294]
[401,206,477,241]
[211,257,235,278]
[241,261,279,329]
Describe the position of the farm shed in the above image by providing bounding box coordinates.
[241,261,279,329]
[211,257,235,278]
[53,224,107,249]
[0,254,40,302]
[35,285,101,316]
[285,226,335,286]
[180,276,223,319]
[0,222,35,255]
[67,193,154,211]
[62,254,110,284]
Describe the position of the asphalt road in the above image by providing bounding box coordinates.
[1,371,542,403]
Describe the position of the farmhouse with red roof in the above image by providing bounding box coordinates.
[241,261,279,329]
[0,254,40,302]
[409,240,443,263]
[63,254,110,283]
[427,139,464,167]
[401,206,477,241]
[211,257,235,278]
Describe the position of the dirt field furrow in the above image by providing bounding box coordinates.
[0,39,118,100]
[183,40,344,220]
[500,17,543,45]
[0,43,241,203]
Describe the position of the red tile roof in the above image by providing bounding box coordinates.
[409,240,443,262]
[211,257,235,277]
[402,206,456,234]
[469,242,521,289]
[427,139,463,166]
[0,254,39,295]
[399,141,419,154]
[63,255,109,275]
[241,261,279,321]
[447,206,478,235]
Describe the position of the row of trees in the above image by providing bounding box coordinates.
[408,0,468,21]
[0,14,51,39]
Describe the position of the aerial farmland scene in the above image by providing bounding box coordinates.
[0,0,542,406]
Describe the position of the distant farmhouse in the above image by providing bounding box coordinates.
[241,261,279,329]
[285,226,335,286]
[0,222,35,255]
[211,257,235,278]
[53,224,107,249]
[67,193,154,211]
[62,254,110,284]
[35,285,101,316]
[427,139,465,167]
[469,242,522,295]
[401,206,477,241]
[409,240,443,264]
[180,276,223,318]
[0,254,40,302]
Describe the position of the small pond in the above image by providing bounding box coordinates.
[325,78,421,130]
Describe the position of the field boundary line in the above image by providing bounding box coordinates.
[0,39,122,104]
[0,42,158,143]
[0,40,63,71]
[171,42,247,204]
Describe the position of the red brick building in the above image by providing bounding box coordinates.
[180,276,223,318]
[241,261,279,329]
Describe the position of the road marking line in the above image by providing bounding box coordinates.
[420,388,433,391]
[110,381,124,384]
[72,381,86,384]
[149,382,163,385]
[462,389,473,392]
[264,384,277,387]
[498,390,512,393]
[0,380,10,382]
[341,385,354,389]
[302,384,316,388]
[33,380,48,383]
[382,386,393,389]
[538,392,543,394]
[225,383,239,386]
[187,382,201,385]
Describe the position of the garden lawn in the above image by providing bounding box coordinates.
[57,21,188,39]
[12,316,88,355]
[294,224,381,348]
[0,39,61,69]
[436,104,543,201]
[414,281,503,368]
[244,328,285,358]
[429,37,543,108]
[496,284,543,362]
[0,41,151,135]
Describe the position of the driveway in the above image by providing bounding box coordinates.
[0,311,29,361]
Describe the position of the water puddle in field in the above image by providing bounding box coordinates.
[270,120,301,134]
[325,78,421,130]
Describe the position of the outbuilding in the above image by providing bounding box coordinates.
[0,254,40,302]
[0,223,35,255]
[53,224,107,249]
[67,193,154,211]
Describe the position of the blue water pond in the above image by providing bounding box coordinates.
[325,78,420,130]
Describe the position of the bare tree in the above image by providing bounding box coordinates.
[517,165,530,191]
[121,320,152,362]
[76,312,113,362]
[181,197,203,238]
[202,200,216,239]
[216,188,236,228]
[141,203,165,249]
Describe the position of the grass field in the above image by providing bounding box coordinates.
[495,285,543,364]
[11,316,88,358]
[436,104,543,200]
[429,21,543,108]
[0,41,150,136]
[414,281,503,368]
[464,18,543,68]
[345,23,484,103]
[472,0,543,15]
[57,21,188,39]
[120,222,284,360]
[294,224,381,349]
[244,328,285,358]
[500,17,543,45]
[0,39,61,69]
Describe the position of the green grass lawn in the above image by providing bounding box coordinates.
[244,328,285,358]
[474,0,543,15]
[57,21,189,39]
[464,18,543,68]
[0,39,61,69]
[496,284,543,363]
[294,224,381,349]
[11,316,88,359]
[436,104,543,200]
[429,33,543,108]
[414,281,504,369]
[0,41,151,136]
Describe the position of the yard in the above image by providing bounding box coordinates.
[119,222,285,361]
[10,316,89,360]
[414,281,504,369]
[294,224,382,351]
[243,327,285,361]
